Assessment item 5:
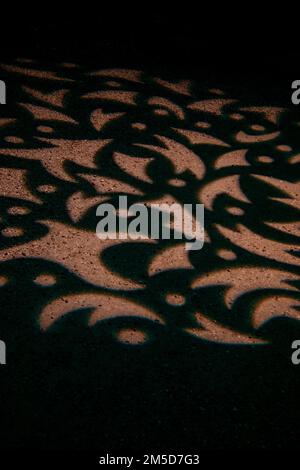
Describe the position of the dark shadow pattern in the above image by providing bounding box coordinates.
[0,59,300,449]
[0,60,300,346]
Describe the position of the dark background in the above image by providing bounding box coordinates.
[1,8,298,76]
[0,8,300,454]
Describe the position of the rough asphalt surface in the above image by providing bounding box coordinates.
[0,58,300,450]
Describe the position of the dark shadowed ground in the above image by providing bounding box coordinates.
[0,12,300,458]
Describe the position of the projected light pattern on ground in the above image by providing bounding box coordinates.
[0,60,299,345]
